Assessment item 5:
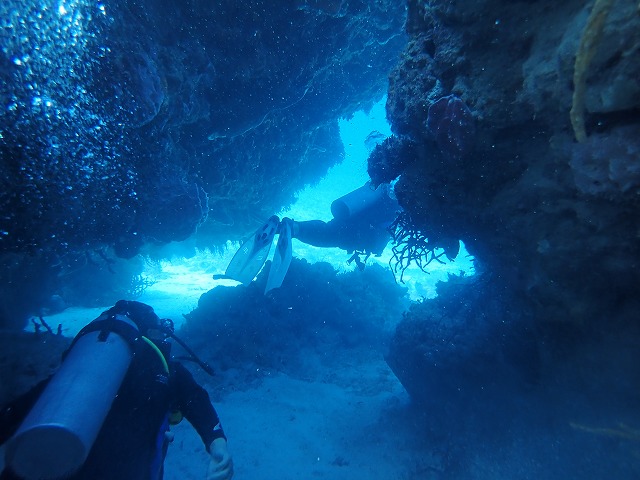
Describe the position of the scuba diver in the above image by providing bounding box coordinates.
[215,181,400,293]
[0,300,233,480]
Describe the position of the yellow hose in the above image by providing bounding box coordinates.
[141,336,170,375]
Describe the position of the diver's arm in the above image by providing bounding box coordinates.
[172,363,233,479]
[171,362,226,446]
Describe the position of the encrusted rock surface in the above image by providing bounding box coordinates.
[0,0,406,326]
[382,0,640,428]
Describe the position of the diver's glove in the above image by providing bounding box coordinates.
[206,437,234,480]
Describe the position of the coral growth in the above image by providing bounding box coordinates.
[426,94,476,158]
[386,273,540,417]
[93,41,166,128]
[386,35,443,138]
[387,212,447,283]
[182,258,408,380]
[367,135,418,187]
[569,125,640,199]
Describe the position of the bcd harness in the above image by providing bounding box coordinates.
[71,313,209,426]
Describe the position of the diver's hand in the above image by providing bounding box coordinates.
[206,438,233,480]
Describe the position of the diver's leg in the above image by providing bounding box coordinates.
[290,220,343,248]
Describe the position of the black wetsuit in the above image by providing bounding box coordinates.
[0,344,225,480]
[294,184,400,255]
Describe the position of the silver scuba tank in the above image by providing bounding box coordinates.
[330,181,388,220]
[5,314,138,480]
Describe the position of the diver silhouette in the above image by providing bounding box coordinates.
[0,300,233,480]
[215,181,400,293]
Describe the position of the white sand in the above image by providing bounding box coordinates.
[41,262,424,480]
[164,356,416,480]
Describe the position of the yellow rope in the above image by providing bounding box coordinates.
[570,421,640,441]
[570,0,615,142]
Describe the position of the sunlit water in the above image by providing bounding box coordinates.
[136,97,474,328]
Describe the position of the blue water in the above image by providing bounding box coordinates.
[1,2,638,480]
[281,97,474,300]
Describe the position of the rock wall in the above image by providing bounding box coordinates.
[381,0,640,416]
[0,0,406,326]
[376,0,640,327]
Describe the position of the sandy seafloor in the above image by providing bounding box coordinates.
[38,273,427,480]
[5,252,640,479]
[40,259,640,480]
[163,346,415,480]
